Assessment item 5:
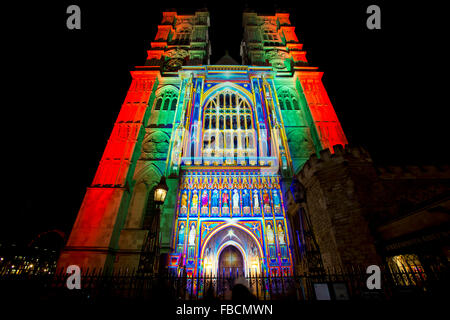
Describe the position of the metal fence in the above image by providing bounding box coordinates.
[0,265,448,302]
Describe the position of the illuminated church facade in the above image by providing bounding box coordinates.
[58,9,350,278]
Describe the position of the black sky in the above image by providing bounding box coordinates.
[2,1,448,244]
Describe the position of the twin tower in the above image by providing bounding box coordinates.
[58,10,348,278]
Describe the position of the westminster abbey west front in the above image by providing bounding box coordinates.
[58,9,450,281]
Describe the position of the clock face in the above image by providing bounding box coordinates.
[165,58,184,71]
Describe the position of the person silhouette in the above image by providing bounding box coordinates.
[232,281,256,301]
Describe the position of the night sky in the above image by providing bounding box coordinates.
[2,1,448,245]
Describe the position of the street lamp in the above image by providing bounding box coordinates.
[139,176,169,275]
[152,176,168,275]
[154,176,168,206]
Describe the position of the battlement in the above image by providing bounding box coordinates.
[299,144,450,182]
[299,144,372,181]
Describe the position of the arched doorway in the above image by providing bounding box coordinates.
[218,245,244,278]
[201,224,264,278]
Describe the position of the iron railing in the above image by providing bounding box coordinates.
[1,264,448,302]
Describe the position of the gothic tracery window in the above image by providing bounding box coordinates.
[171,99,177,110]
[202,88,257,164]
[155,99,162,110]
[163,99,170,110]
[277,88,300,111]
[154,90,178,112]
[151,89,178,126]
[262,28,281,44]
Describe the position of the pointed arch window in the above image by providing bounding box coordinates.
[155,98,162,110]
[226,116,231,130]
[246,116,252,128]
[163,99,170,110]
[154,89,178,112]
[286,100,292,110]
[171,99,177,110]
[277,88,300,112]
[262,28,281,44]
[248,133,254,148]
[201,87,257,166]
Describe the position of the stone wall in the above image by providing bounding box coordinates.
[298,145,382,269]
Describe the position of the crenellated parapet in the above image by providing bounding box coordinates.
[299,144,373,182]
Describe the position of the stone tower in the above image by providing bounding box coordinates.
[241,10,348,173]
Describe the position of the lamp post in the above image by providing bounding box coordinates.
[154,176,168,206]
[154,176,169,274]
[153,176,168,274]
[139,176,168,275]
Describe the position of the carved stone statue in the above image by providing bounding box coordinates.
[232,189,240,209]
[272,190,280,206]
[253,190,260,209]
[192,190,198,208]
[178,223,185,245]
[211,189,219,207]
[263,190,270,207]
[201,190,208,207]
[266,224,275,245]
[180,190,188,208]
[243,190,250,207]
[277,223,285,245]
[222,190,229,207]
[188,224,196,246]
[172,122,184,166]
